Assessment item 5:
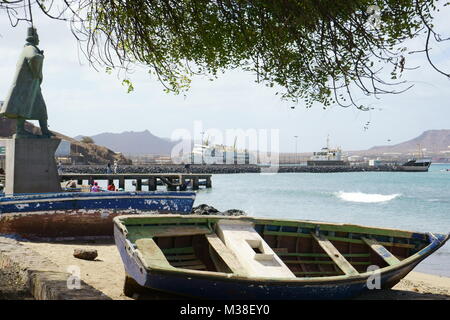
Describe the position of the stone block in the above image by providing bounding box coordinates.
[1,138,62,194]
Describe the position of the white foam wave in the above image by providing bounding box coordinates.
[336,191,400,203]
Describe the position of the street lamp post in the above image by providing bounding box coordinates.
[200,131,205,165]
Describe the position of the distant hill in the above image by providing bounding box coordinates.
[356,129,450,155]
[0,118,131,164]
[75,130,180,155]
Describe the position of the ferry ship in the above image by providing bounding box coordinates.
[182,138,251,165]
[307,136,347,166]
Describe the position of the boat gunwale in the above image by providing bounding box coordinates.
[113,215,449,284]
[0,194,196,205]
[0,191,196,201]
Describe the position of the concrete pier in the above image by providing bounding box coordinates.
[60,173,212,191]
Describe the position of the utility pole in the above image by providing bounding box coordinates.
[200,131,205,165]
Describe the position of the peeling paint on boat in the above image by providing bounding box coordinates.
[0,191,196,239]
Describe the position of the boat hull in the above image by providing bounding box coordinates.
[114,226,430,299]
[0,191,195,239]
[113,215,448,300]
[398,166,430,172]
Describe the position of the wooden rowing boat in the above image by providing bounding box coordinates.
[113,214,448,299]
[0,191,195,239]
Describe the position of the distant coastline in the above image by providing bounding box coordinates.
[60,163,435,174]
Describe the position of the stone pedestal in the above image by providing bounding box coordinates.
[2,138,62,194]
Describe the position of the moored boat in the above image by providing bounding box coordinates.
[399,158,432,172]
[113,214,448,299]
[0,191,195,239]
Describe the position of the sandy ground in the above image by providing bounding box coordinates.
[19,239,450,300]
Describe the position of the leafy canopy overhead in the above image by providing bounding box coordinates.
[1,0,449,109]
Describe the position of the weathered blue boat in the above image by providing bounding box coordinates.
[0,191,195,239]
[113,214,448,299]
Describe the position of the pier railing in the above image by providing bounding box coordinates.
[59,173,212,191]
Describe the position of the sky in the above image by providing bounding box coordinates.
[0,6,449,153]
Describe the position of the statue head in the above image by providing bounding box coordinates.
[26,27,39,46]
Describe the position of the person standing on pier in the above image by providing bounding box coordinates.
[91,182,101,192]
[113,160,118,174]
[106,162,112,174]
[107,182,116,191]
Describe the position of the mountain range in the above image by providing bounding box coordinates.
[74,130,180,156]
[76,129,450,157]
[350,129,450,155]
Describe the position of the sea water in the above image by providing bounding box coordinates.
[194,164,450,277]
[111,164,449,276]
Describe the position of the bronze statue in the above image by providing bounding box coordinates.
[0,27,53,138]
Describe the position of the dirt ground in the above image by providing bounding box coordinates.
[0,269,34,300]
[19,239,450,300]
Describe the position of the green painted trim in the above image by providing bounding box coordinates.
[123,218,211,225]
[278,252,370,258]
[118,215,421,240]
[166,254,197,261]
[256,219,415,238]
[294,272,341,275]
[162,247,195,254]
[283,260,371,265]
[263,231,415,248]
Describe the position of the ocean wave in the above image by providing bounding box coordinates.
[336,191,400,203]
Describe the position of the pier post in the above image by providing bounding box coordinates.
[77,179,83,185]
[148,177,157,191]
[180,177,187,191]
[192,177,199,190]
[119,177,125,190]
[136,179,142,191]
[206,176,212,188]
[108,178,113,185]
[166,177,177,191]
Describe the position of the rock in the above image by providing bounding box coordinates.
[220,209,247,216]
[191,204,220,215]
[191,204,247,216]
[73,248,98,261]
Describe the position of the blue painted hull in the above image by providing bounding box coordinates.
[0,191,195,214]
[114,221,448,300]
[0,191,195,239]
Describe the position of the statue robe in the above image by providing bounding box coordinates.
[0,44,48,120]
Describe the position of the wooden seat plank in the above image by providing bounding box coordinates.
[205,233,247,276]
[362,237,401,266]
[135,238,171,269]
[311,233,359,276]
